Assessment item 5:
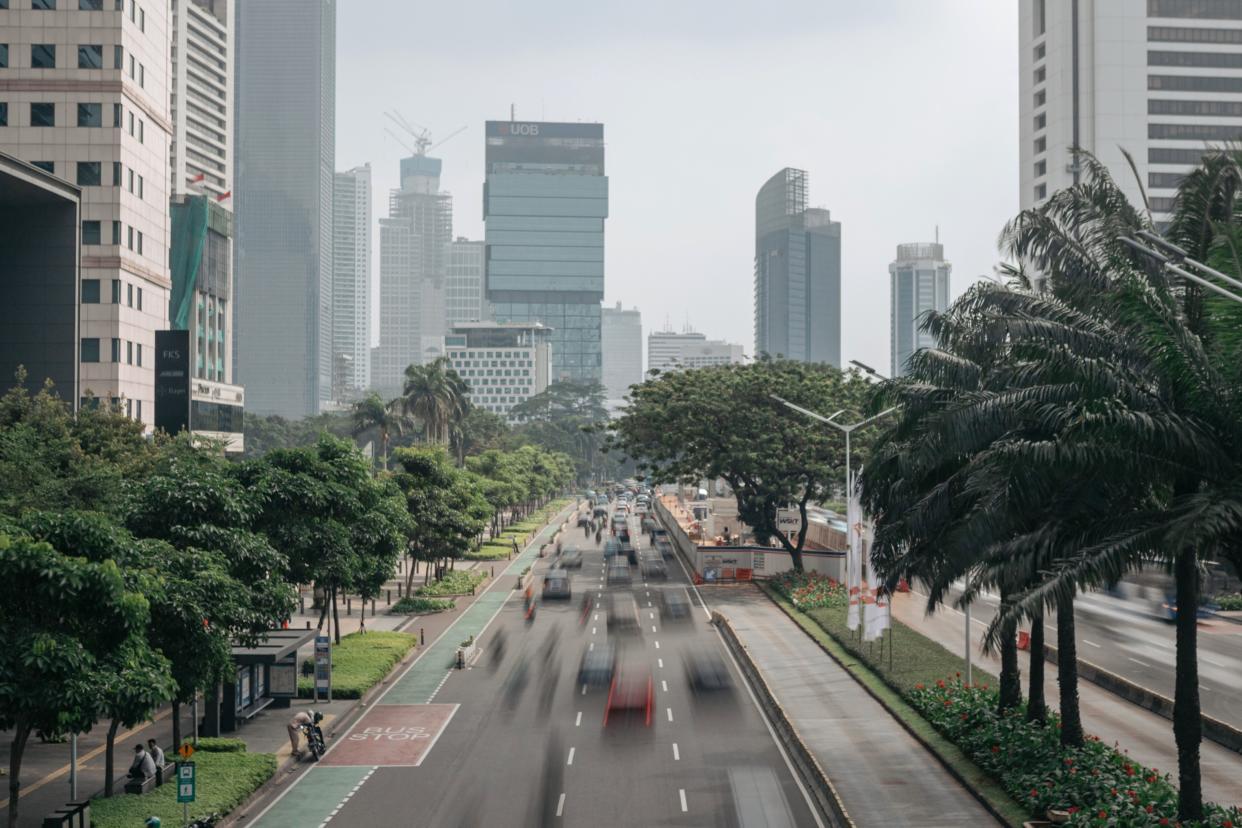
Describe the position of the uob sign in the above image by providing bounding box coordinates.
[507,123,539,136]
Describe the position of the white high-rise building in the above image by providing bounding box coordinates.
[170,0,231,201]
[0,0,173,426]
[447,238,487,327]
[601,301,642,403]
[444,321,552,423]
[647,330,744,376]
[889,242,951,378]
[333,164,371,400]
[1020,0,1242,226]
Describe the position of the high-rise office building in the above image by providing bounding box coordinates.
[234,0,335,417]
[484,120,608,384]
[0,0,173,425]
[647,330,744,376]
[1021,1,1242,226]
[332,164,372,401]
[601,302,642,403]
[889,242,951,378]
[170,0,232,201]
[754,168,841,367]
[444,321,552,422]
[373,154,452,398]
[447,238,488,326]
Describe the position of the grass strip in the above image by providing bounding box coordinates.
[389,596,455,614]
[298,630,416,699]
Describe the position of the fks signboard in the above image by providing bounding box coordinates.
[154,330,191,436]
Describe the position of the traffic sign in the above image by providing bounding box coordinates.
[178,743,194,761]
[176,761,196,803]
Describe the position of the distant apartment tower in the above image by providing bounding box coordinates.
[444,321,552,422]
[889,242,951,378]
[1021,0,1242,226]
[754,168,841,367]
[484,120,608,384]
[373,154,453,398]
[447,238,488,326]
[0,0,173,425]
[235,0,335,417]
[601,302,642,401]
[647,330,744,376]
[332,164,371,400]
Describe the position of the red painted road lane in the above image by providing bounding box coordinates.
[321,704,458,767]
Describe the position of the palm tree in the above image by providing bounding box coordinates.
[350,392,406,471]
[400,358,469,445]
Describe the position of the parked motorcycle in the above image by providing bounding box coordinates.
[301,712,326,761]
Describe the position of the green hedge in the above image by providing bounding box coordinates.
[1214,593,1242,611]
[415,569,485,597]
[390,595,454,614]
[297,630,416,699]
[91,748,276,828]
[193,737,246,753]
[464,545,511,561]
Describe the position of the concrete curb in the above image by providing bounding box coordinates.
[712,611,855,828]
[759,587,1019,828]
[1041,644,1242,755]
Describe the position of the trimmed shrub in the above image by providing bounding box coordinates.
[390,596,454,614]
[1213,593,1242,611]
[193,737,246,753]
[297,630,416,699]
[415,569,485,597]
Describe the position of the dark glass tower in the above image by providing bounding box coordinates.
[484,121,607,384]
[754,168,841,367]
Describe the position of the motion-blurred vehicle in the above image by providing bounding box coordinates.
[558,549,583,569]
[593,506,609,520]
[604,664,653,727]
[658,588,691,622]
[605,592,641,635]
[728,766,796,828]
[578,640,617,688]
[606,561,633,589]
[542,569,572,600]
[640,557,667,580]
[621,539,638,565]
[604,537,621,559]
[577,514,592,528]
[685,651,733,694]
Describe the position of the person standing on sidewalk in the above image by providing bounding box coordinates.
[288,710,313,756]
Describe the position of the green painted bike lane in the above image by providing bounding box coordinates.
[248,502,575,828]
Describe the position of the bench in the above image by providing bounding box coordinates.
[123,772,158,795]
[41,800,90,828]
[156,760,175,786]
[235,695,275,722]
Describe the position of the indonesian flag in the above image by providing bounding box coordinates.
[190,172,206,184]
[215,190,231,202]
[846,485,862,631]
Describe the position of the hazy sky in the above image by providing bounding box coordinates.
[337,0,1018,374]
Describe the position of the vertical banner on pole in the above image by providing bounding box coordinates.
[846,486,862,631]
[862,509,890,643]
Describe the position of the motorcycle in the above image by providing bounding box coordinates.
[301,714,327,761]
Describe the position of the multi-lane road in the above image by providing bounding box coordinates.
[243,504,820,827]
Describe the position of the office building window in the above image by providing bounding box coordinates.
[31,44,55,69]
[78,44,103,69]
[136,230,143,255]
[0,45,7,68]
[1035,160,1047,177]
[1034,89,1046,107]
[136,400,141,421]
[77,102,102,127]
[111,279,121,302]
[138,119,144,142]
[136,343,142,366]
[127,110,134,134]
[1149,98,1242,116]
[81,338,100,363]
[139,7,144,30]
[1035,183,1048,201]
[111,220,121,245]
[1148,0,1242,19]
[113,161,121,185]
[80,0,103,8]
[113,102,121,127]
[1149,74,1242,92]
[129,0,134,19]
[77,161,101,186]
[33,0,55,8]
[127,168,133,191]
[127,283,133,307]
[127,226,133,250]
[1150,122,1242,141]
[138,63,143,87]
[31,102,54,127]
[114,45,123,69]
[0,102,6,127]
[111,338,120,362]
[31,161,53,174]
[1150,25,1242,43]
[1033,112,1046,130]
[137,174,143,198]
[126,341,133,364]
[82,220,101,245]
[136,287,142,310]
[1149,172,1187,189]
[1035,0,1046,35]
[1034,43,1046,61]
[1151,196,1177,213]
[1034,65,1046,84]
[1034,136,1047,154]
[1150,146,1208,165]
[82,280,101,303]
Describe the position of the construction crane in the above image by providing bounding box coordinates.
[383,111,468,156]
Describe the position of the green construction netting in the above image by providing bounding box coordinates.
[169,195,208,330]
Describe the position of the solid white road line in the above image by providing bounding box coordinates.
[1128,657,1151,667]
[567,747,575,766]
[672,742,680,761]
[575,711,582,727]
[556,793,566,817]
[1083,639,1101,648]
[679,789,688,812]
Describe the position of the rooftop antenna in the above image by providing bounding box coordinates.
[510,103,516,122]
[935,225,940,244]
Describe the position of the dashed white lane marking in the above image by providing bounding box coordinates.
[581,684,587,695]
[591,626,597,635]
[567,747,575,766]
[651,625,657,633]
[1083,639,1101,648]
[672,742,680,761]
[318,766,377,826]
[426,671,452,703]
[649,612,655,619]
[648,601,653,607]
[1128,657,1151,667]
[575,711,582,727]
[589,641,595,651]
[679,789,688,812]
[556,793,566,817]
[657,658,663,669]
[661,680,668,692]
[654,640,660,649]
[594,613,599,621]
[666,707,674,722]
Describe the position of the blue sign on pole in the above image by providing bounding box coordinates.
[176,762,195,803]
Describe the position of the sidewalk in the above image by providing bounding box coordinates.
[707,584,998,828]
[890,590,1242,806]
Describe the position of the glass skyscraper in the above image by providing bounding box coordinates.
[889,242,950,378]
[484,121,608,384]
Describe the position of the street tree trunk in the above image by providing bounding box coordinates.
[1026,610,1046,724]
[998,588,1021,713]
[1056,596,1084,747]
[171,699,182,754]
[331,585,342,645]
[104,718,120,796]
[1173,548,1203,822]
[8,721,30,828]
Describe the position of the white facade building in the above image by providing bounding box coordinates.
[0,0,173,426]
[1020,0,1242,227]
[447,238,487,327]
[601,301,642,403]
[647,330,744,376]
[169,0,230,201]
[889,242,951,378]
[332,164,371,400]
[444,321,551,422]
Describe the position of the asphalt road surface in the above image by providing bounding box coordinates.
[244,504,821,828]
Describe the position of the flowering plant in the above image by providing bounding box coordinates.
[769,570,846,610]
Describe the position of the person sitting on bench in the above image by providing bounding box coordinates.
[146,739,165,768]
[128,744,155,781]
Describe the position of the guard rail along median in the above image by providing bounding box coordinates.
[712,610,855,828]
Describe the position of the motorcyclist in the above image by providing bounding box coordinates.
[287,709,320,756]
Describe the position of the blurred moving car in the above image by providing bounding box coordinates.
[578,640,617,688]
[606,561,633,589]
[604,663,653,727]
[604,537,621,560]
[658,588,691,622]
[542,569,572,600]
[685,651,733,694]
[605,592,641,635]
[558,549,583,569]
[728,766,796,828]
[640,557,667,580]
